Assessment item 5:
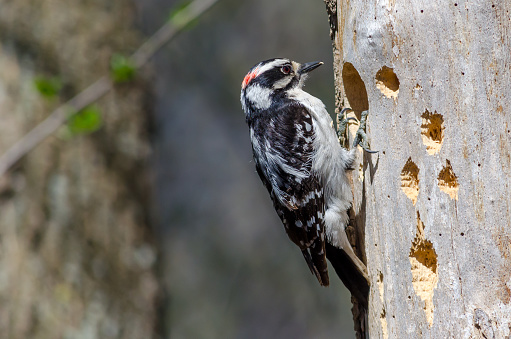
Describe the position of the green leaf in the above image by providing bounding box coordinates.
[110,54,136,83]
[169,0,193,28]
[67,105,102,135]
[34,76,62,98]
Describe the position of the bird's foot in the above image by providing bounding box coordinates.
[337,108,357,145]
[352,110,378,154]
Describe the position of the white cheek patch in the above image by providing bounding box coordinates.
[245,84,272,110]
[272,76,293,89]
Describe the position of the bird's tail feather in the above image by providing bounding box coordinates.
[325,242,369,308]
[301,247,329,286]
[326,242,369,338]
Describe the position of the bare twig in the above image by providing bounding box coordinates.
[0,0,220,177]
[132,0,219,67]
[0,77,111,176]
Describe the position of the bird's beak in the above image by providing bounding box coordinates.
[298,61,324,74]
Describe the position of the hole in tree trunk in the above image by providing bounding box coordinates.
[421,110,444,155]
[342,62,369,114]
[409,212,438,327]
[375,66,400,100]
[401,157,420,205]
[438,159,459,200]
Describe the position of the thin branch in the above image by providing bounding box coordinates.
[132,0,219,67]
[0,0,220,177]
[0,77,111,176]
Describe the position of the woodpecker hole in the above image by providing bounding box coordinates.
[409,212,438,327]
[342,62,369,113]
[400,157,419,205]
[375,66,400,100]
[437,159,459,200]
[421,110,444,155]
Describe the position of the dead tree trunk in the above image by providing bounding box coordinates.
[326,0,511,337]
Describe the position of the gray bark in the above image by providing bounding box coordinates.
[327,0,511,337]
[0,1,159,338]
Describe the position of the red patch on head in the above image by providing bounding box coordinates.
[242,67,260,89]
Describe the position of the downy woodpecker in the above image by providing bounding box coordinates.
[240,58,369,305]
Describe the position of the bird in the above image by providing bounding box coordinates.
[240,58,370,307]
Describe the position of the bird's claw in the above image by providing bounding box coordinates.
[337,108,354,144]
[352,110,378,154]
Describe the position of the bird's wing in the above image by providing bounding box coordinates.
[250,103,329,285]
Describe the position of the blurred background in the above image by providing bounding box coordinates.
[0,0,354,338]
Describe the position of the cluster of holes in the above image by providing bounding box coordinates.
[339,59,467,333]
[419,108,458,200]
[339,53,473,333]
[340,58,468,332]
[400,157,458,205]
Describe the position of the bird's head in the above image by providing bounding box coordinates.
[240,58,323,116]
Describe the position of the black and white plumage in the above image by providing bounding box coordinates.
[240,58,369,303]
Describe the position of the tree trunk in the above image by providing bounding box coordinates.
[0,1,159,338]
[326,0,511,337]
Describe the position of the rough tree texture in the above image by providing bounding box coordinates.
[0,1,159,338]
[328,0,511,338]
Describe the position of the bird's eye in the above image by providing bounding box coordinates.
[281,65,292,74]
